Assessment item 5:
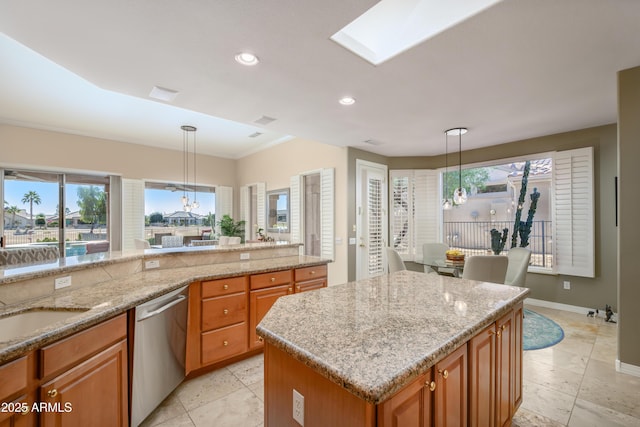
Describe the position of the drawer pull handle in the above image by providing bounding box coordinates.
[426,381,436,392]
[223,340,229,346]
[439,369,449,379]
[310,270,315,275]
[48,389,58,398]
[223,309,229,315]
[223,284,229,290]
[271,277,276,282]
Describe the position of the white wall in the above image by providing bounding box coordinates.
[237,138,349,286]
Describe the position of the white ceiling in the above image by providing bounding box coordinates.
[1,0,639,158]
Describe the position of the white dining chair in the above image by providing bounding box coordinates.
[504,247,532,286]
[386,247,407,273]
[462,255,508,283]
[134,238,151,249]
[422,242,452,275]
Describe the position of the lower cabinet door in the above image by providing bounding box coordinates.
[378,370,433,427]
[39,340,128,427]
[0,395,34,427]
[434,344,467,427]
[468,325,496,427]
[496,310,515,427]
[249,285,291,349]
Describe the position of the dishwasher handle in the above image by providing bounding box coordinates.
[137,294,187,322]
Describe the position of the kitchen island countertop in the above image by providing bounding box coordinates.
[257,270,529,404]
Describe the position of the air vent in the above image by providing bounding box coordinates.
[149,86,179,102]
[254,116,277,125]
[363,139,384,146]
[249,132,264,138]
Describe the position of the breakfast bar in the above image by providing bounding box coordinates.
[257,270,530,427]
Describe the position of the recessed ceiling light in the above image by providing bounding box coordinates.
[339,96,356,106]
[235,52,259,66]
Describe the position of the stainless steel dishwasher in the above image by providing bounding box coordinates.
[131,285,189,426]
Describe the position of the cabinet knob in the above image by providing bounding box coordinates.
[296,286,301,292]
[439,369,449,379]
[271,277,276,282]
[48,389,58,398]
[223,309,229,315]
[426,381,436,392]
[223,340,229,346]
[497,330,502,337]
[288,287,293,293]
[310,270,315,275]
[258,336,264,342]
[21,405,29,415]
[223,284,229,290]
[501,324,507,331]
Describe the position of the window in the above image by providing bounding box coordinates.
[390,147,594,277]
[143,182,216,245]
[1,169,110,256]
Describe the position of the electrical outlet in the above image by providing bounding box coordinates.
[240,252,250,260]
[54,276,72,289]
[292,389,304,426]
[563,281,571,290]
[145,260,160,269]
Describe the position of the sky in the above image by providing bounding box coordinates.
[4,180,215,217]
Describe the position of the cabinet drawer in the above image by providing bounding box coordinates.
[202,276,247,298]
[295,265,327,282]
[202,293,247,331]
[0,355,28,401]
[250,269,292,290]
[39,313,127,379]
[295,278,326,293]
[201,323,247,365]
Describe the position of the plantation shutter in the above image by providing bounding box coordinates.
[121,178,145,252]
[389,171,413,260]
[289,175,302,247]
[215,186,233,236]
[414,170,441,262]
[256,182,266,232]
[239,185,250,241]
[552,147,594,277]
[366,170,385,276]
[320,168,335,260]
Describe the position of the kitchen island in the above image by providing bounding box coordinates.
[257,270,529,427]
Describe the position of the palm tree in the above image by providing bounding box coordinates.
[6,205,20,229]
[21,191,41,229]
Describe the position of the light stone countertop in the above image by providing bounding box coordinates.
[0,254,328,364]
[256,270,530,404]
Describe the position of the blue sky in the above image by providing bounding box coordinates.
[4,181,215,217]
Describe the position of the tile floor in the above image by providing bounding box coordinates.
[141,305,640,427]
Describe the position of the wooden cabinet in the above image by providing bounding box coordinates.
[378,344,467,427]
[38,314,128,427]
[249,284,292,349]
[468,302,523,427]
[294,265,327,293]
[0,354,35,427]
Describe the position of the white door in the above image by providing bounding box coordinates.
[356,160,388,280]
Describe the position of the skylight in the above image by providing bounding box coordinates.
[331,0,502,65]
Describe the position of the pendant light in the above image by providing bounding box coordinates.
[445,127,468,205]
[180,125,198,211]
[442,130,452,210]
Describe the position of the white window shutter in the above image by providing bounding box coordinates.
[240,185,250,241]
[256,182,266,231]
[414,170,441,262]
[389,171,413,261]
[215,186,233,236]
[320,168,335,260]
[121,179,145,252]
[553,147,594,277]
[289,175,302,246]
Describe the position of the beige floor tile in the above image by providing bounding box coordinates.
[139,391,187,427]
[189,387,263,427]
[176,368,245,411]
[145,413,196,427]
[227,354,264,386]
[248,379,265,401]
[520,382,575,425]
[512,407,566,427]
[578,361,640,417]
[523,358,582,397]
[568,398,640,427]
[524,345,589,376]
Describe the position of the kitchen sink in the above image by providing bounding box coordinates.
[0,308,89,342]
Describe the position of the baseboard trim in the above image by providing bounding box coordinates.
[524,298,591,315]
[616,359,640,378]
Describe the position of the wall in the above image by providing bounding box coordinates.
[351,125,618,311]
[0,125,236,186]
[236,138,349,286]
[617,66,640,369]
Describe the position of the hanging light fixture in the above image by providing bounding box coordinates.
[180,125,198,211]
[445,127,468,205]
[442,130,452,210]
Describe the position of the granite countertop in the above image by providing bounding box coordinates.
[0,254,328,364]
[256,270,530,404]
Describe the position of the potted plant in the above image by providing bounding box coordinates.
[217,214,246,243]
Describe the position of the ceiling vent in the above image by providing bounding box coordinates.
[149,86,179,102]
[363,139,384,146]
[254,115,277,125]
[249,132,264,138]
